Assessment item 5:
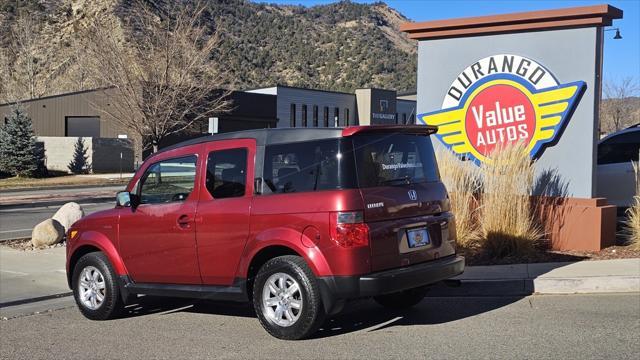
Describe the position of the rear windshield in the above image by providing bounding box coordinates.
[352,133,439,188]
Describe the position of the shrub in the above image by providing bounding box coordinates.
[478,143,542,258]
[435,148,481,247]
[625,162,640,250]
[68,137,91,174]
[0,105,45,177]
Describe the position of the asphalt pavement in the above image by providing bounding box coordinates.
[1,294,638,359]
[0,202,115,241]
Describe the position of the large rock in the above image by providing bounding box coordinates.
[31,219,65,248]
[52,202,84,233]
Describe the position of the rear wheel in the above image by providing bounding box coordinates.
[72,252,124,320]
[253,255,325,340]
[373,286,429,309]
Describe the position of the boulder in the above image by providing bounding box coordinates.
[31,219,65,248]
[52,202,84,233]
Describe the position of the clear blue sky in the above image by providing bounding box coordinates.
[252,0,640,83]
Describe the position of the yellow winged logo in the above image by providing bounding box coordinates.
[418,76,585,163]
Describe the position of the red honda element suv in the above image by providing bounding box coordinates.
[66,125,464,340]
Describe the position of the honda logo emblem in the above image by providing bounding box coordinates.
[408,190,417,201]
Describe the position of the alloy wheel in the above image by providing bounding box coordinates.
[78,266,106,310]
[261,272,303,327]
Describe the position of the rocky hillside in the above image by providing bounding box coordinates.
[0,0,418,101]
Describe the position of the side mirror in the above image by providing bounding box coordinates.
[116,191,132,208]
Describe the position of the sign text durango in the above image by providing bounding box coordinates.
[418,54,585,163]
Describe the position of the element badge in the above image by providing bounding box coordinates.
[418,54,585,163]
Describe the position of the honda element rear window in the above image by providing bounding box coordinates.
[353,134,439,188]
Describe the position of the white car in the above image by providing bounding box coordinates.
[597,125,640,213]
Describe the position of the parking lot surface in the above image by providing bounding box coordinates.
[1,293,638,359]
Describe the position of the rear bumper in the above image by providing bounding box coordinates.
[318,255,464,305]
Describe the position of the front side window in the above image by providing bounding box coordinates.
[139,156,197,204]
[206,148,247,199]
[263,139,356,194]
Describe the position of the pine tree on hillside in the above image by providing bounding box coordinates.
[0,105,43,177]
[68,137,91,174]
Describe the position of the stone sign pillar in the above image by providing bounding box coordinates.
[401,5,623,251]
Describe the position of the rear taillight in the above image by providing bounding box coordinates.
[330,211,369,248]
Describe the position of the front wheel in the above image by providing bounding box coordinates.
[373,286,429,309]
[72,252,124,320]
[252,255,325,340]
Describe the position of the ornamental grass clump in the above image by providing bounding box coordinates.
[625,162,640,250]
[478,143,542,258]
[435,148,482,247]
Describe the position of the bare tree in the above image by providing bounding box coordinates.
[0,14,62,102]
[600,77,640,135]
[85,1,230,153]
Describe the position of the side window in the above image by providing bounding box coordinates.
[139,156,197,204]
[262,139,355,194]
[206,148,247,199]
[598,131,640,165]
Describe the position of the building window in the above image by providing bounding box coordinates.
[65,116,101,137]
[402,113,407,125]
[323,106,329,127]
[313,105,319,127]
[302,105,307,127]
[345,108,350,126]
[410,114,415,124]
[290,104,296,128]
[334,108,339,127]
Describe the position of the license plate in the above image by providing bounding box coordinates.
[407,227,430,248]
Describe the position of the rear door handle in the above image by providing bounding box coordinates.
[177,214,194,229]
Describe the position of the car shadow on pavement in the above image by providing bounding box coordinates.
[121,296,255,319]
[119,293,524,339]
[312,295,525,339]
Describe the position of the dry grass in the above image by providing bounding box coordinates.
[436,148,482,247]
[0,174,129,190]
[477,143,542,258]
[625,162,640,250]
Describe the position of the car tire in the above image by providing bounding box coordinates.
[252,255,325,340]
[373,286,429,309]
[72,252,124,320]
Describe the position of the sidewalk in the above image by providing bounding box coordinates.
[430,259,640,296]
[0,246,69,306]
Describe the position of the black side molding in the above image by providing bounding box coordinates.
[118,276,248,303]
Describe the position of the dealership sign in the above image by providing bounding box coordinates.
[418,54,585,163]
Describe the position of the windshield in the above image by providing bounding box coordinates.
[353,133,439,188]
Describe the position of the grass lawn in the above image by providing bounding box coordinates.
[0,173,130,190]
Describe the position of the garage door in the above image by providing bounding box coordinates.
[65,116,100,137]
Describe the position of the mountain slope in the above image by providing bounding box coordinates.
[0,0,418,100]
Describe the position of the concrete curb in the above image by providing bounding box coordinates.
[429,259,640,296]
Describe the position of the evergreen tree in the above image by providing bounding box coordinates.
[68,137,91,174]
[0,105,42,177]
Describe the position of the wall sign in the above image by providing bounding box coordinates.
[418,54,585,163]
